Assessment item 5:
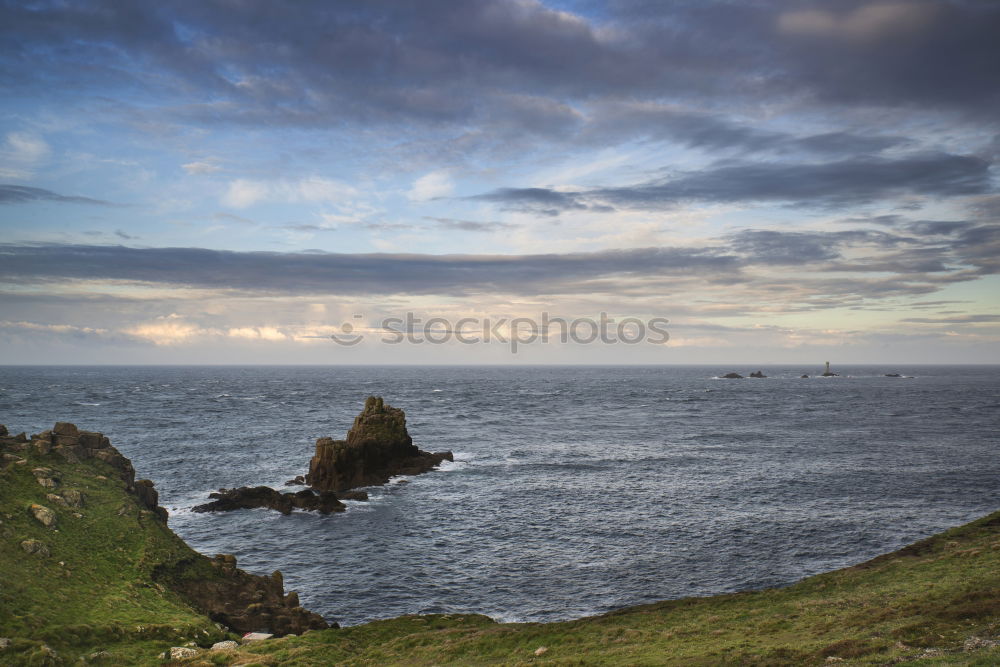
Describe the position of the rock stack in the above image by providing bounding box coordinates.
[306,396,453,492]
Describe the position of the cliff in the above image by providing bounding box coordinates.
[306,396,453,492]
[0,422,328,665]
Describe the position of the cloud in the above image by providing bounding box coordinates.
[0,132,50,179]
[222,176,357,208]
[778,3,939,42]
[0,242,738,297]
[0,184,115,206]
[182,160,222,174]
[4,0,995,140]
[901,314,1000,324]
[474,152,992,214]
[422,216,516,232]
[407,171,454,201]
[0,224,993,305]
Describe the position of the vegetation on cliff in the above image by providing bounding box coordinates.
[0,423,326,665]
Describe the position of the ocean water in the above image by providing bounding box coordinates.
[1,365,998,627]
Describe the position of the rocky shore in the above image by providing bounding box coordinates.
[0,422,330,643]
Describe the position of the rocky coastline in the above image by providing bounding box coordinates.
[0,422,330,641]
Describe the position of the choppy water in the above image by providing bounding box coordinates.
[1,365,998,626]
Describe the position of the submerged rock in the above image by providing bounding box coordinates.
[192,486,345,515]
[306,396,453,492]
[884,373,902,378]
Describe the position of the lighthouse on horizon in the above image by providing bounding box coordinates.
[822,361,839,377]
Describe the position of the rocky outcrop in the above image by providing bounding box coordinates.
[1,421,332,638]
[749,370,766,378]
[192,486,346,515]
[721,372,744,379]
[156,554,331,636]
[7,422,171,523]
[306,396,453,492]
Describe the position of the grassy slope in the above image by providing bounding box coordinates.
[2,437,998,666]
[0,444,229,664]
[191,512,1000,667]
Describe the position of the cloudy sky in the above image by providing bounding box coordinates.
[1,0,998,364]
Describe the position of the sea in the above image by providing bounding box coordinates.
[1,365,998,627]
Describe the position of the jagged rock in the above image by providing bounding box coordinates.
[338,490,369,501]
[0,424,6,437]
[306,396,454,492]
[21,539,50,557]
[721,372,744,379]
[162,554,331,635]
[749,370,766,378]
[193,486,346,515]
[30,504,57,527]
[211,640,239,650]
[284,475,306,486]
[169,646,199,659]
[134,479,168,521]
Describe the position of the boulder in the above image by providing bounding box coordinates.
[721,372,744,379]
[306,396,454,492]
[29,503,57,527]
[62,489,85,508]
[21,539,50,557]
[169,646,199,659]
[53,422,79,437]
[211,640,240,650]
[801,374,809,378]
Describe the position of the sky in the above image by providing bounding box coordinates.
[1,0,998,365]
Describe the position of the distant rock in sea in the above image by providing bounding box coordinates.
[800,374,809,378]
[884,373,902,378]
[306,396,453,492]
[749,371,766,378]
[721,372,744,379]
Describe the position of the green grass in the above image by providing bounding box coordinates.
[0,445,230,665]
[2,439,998,666]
